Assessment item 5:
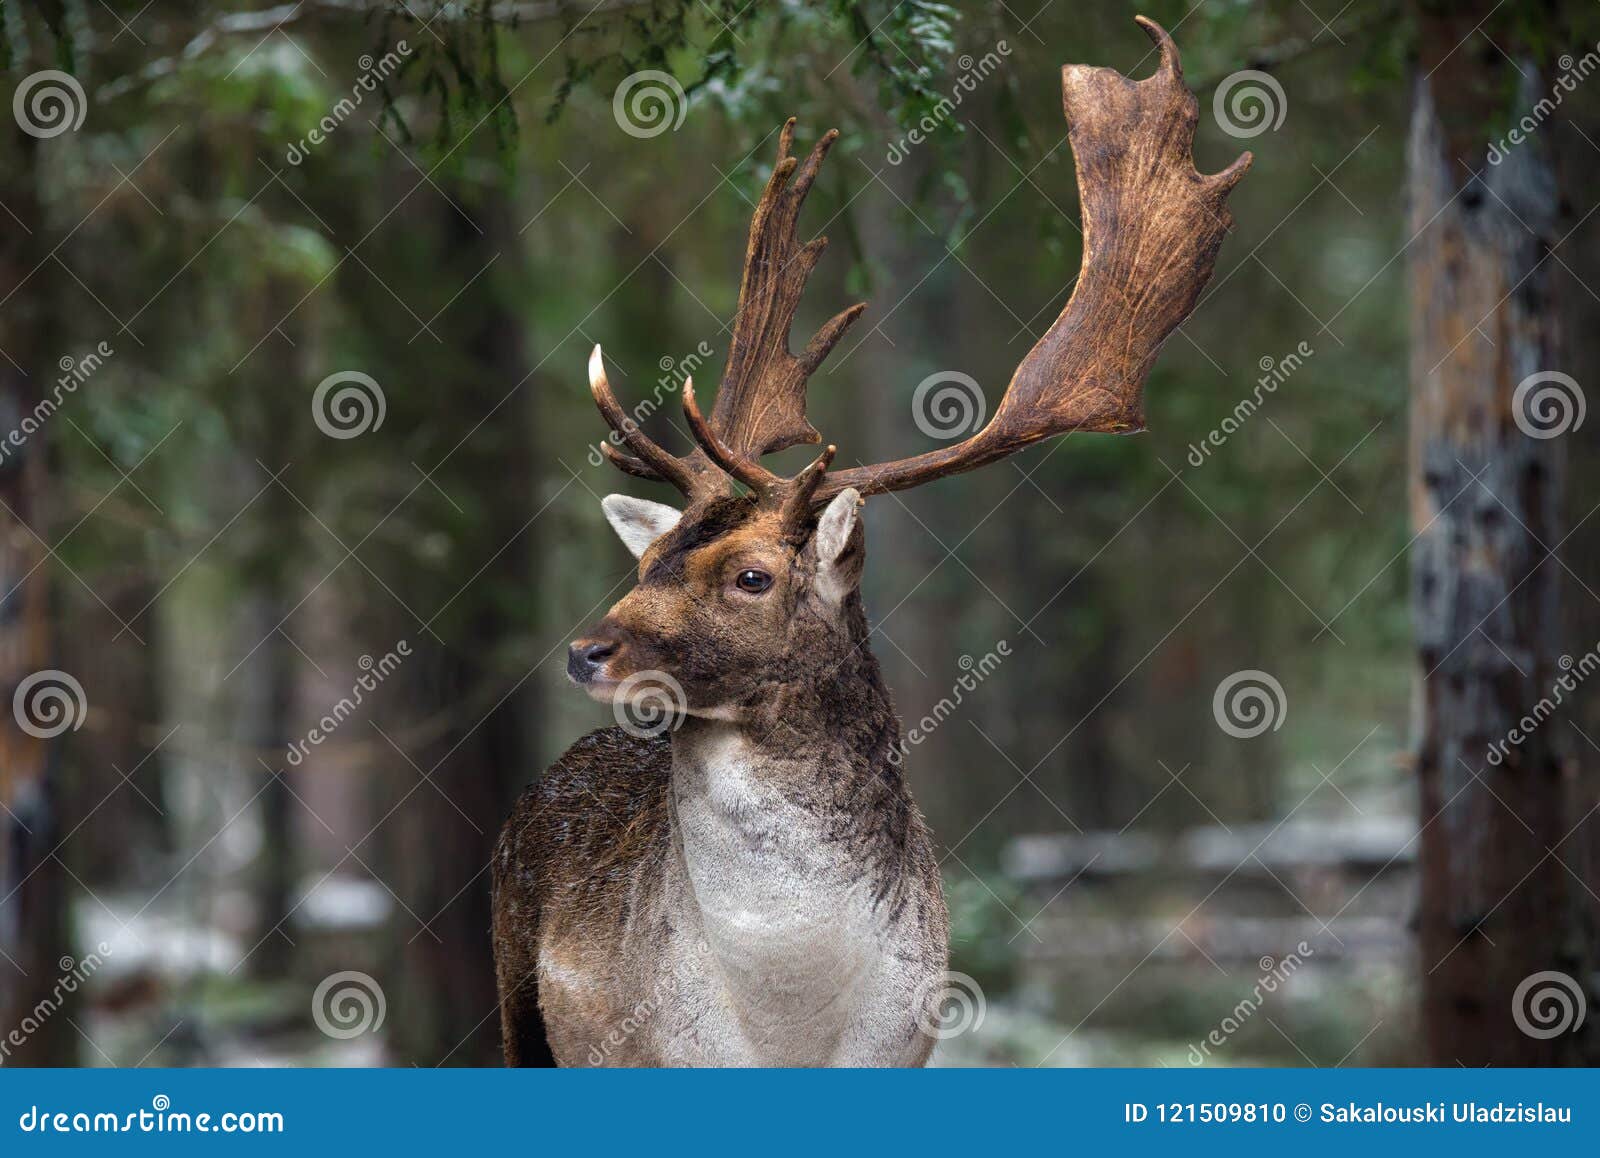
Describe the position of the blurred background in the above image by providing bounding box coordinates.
[1,0,1597,1067]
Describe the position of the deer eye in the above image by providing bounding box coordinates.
[734,568,772,594]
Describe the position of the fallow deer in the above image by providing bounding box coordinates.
[492,17,1248,1067]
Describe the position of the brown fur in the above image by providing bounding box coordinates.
[491,497,949,1066]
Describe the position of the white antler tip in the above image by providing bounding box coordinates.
[588,345,605,384]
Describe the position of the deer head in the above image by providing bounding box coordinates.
[568,17,1250,723]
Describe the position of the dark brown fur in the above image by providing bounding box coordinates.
[491,498,948,1065]
[491,728,672,1066]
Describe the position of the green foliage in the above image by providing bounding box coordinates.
[370,1,966,174]
[831,0,959,128]
[945,872,1024,992]
[151,42,327,140]
[7,0,1451,1065]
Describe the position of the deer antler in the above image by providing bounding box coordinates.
[591,119,864,502]
[588,347,725,500]
[814,16,1249,502]
[819,16,1254,499]
[592,17,1249,516]
[711,119,866,461]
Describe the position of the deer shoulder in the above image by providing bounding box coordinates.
[492,727,671,1066]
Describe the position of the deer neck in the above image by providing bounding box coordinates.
[665,644,912,1028]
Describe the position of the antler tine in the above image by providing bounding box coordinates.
[589,345,710,498]
[591,120,870,509]
[706,120,865,464]
[790,125,839,201]
[599,441,665,481]
[812,16,1250,505]
[779,443,836,540]
[765,117,799,193]
[800,301,868,375]
[682,376,782,496]
[1134,13,1182,79]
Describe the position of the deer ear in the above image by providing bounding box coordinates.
[812,488,864,605]
[602,495,682,559]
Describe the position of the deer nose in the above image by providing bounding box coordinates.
[567,638,617,683]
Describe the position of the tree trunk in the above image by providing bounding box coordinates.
[66,581,170,885]
[235,278,315,980]
[0,125,72,1066]
[383,186,536,1067]
[1554,91,1600,1069]
[1408,6,1593,1064]
[239,583,298,978]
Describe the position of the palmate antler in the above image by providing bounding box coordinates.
[589,118,856,514]
[590,16,1249,517]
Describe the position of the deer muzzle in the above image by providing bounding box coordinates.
[567,635,620,686]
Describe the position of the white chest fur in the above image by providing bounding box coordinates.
[668,725,888,1062]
